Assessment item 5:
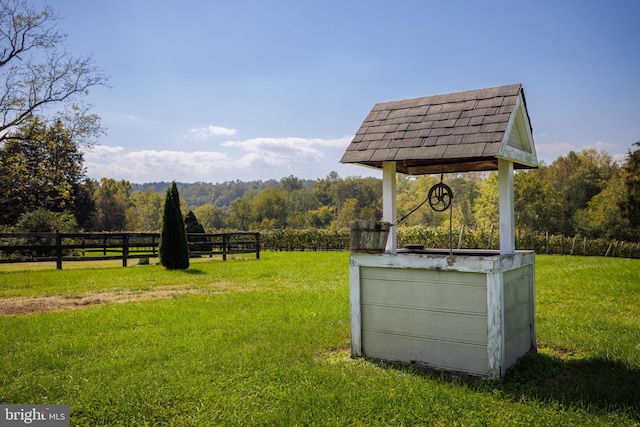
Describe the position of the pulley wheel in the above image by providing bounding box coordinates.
[427,182,453,212]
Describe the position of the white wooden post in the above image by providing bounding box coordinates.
[349,256,362,357]
[382,162,397,254]
[486,271,505,379]
[498,159,515,255]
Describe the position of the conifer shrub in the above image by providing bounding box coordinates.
[159,182,190,270]
[185,210,209,254]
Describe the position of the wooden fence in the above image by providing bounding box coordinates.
[0,232,260,269]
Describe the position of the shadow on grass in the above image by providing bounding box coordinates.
[470,353,640,420]
[375,352,639,420]
[183,269,206,275]
[510,353,637,414]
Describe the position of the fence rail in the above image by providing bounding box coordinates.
[0,232,260,269]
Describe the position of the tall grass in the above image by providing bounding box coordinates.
[1,253,639,425]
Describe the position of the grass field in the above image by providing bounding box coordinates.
[1,252,639,426]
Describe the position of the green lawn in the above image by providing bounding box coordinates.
[1,252,639,426]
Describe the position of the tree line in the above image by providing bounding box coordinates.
[2,119,639,245]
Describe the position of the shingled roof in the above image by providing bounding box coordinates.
[340,84,537,174]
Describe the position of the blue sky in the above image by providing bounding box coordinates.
[41,0,640,183]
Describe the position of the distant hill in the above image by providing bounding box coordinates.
[131,178,315,209]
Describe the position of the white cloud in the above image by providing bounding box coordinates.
[82,135,354,183]
[222,136,352,165]
[535,142,577,155]
[185,125,238,139]
[593,140,617,151]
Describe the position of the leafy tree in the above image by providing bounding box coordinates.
[14,208,78,233]
[228,195,253,230]
[396,175,440,226]
[545,149,618,235]
[574,171,635,240]
[0,0,107,143]
[449,176,480,227]
[474,173,499,227]
[514,168,562,233]
[308,206,334,228]
[193,204,227,230]
[13,207,78,257]
[333,198,359,228]
[159,182,189,270]
[126,189,164,232]
[92,178,131,231]
[280,175,305,192]
[251,187,287,229]
[0,118,86,225]
[621,142,640,230]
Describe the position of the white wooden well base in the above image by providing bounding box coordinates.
[349,251,536,379]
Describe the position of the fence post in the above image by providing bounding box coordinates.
[570,236,577,255]
[222,234,228,261]
[56,233,62,270]
[255,233,260,259]
[583,237,587,256]
[122,233,129,267]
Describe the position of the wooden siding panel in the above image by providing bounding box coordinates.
[507,125,524,150]
[504,267,531,308]
[360,267,486,315]
[361,305,487,345]
[362,331,488,375]
[504,301,530,340]
[503,264,534,368]
[504,326,533,368]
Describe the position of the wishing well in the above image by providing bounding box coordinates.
[340,84,538,378]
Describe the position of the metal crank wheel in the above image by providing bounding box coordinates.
[428,182,453,212]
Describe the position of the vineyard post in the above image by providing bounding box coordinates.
[488,224,494,249]
[457,224,465,249]
[530,229,534,251]
[545,232,549,254]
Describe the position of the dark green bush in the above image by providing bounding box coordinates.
[159,182,190,270]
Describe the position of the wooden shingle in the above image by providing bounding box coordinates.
[340,84,538,174]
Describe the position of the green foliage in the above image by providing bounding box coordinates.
[622,142,640,229]
[193,203,227,230]
[184,210,205,234]
[0,118,86,226]
[126,189,164,232]
[91,178,131,231]
[14,208,78,233]
[159,182,189,270]
[251,187,287,229]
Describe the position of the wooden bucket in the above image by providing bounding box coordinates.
[349,220,391,253]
